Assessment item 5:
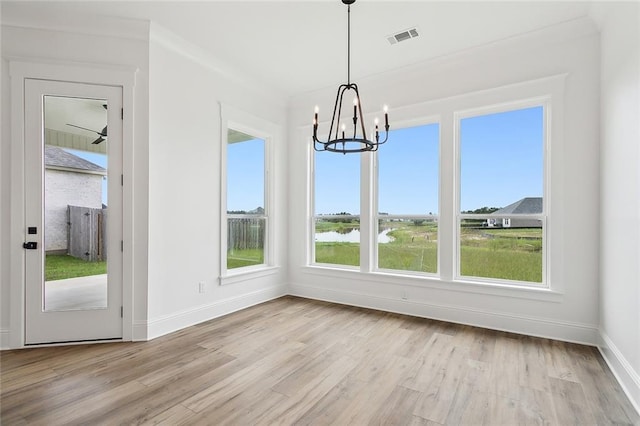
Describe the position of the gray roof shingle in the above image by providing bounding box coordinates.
[44,145,105,173]
[493,197,542,215]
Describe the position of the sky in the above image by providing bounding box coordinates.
[314,105,544,215]
[227,138,265,212]
[460,106,543,212]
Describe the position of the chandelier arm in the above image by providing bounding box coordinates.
[334,84,350,140]
[325,84,345,143]
[352,84,368,140]
[378,129,390,145]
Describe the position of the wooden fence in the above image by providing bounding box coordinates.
[67,205,107,262]
[228,218,265,251]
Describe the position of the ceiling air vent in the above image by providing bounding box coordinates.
[387,27,419,45]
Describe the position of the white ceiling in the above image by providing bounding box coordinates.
[1,1,595,97]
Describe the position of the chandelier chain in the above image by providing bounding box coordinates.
[347,3,351,85]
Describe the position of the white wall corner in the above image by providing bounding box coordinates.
[599,331,640,416]
[145,285,287,341]
[131,321,149,342]
[289,283,600,346]
[0,329,10,350]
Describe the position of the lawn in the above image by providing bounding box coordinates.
[228,248,264,269]
[314,242,360,267]
[226,220,543,282]
[45,254,107,281]
[459,246,541,282]
[313,220,542,282]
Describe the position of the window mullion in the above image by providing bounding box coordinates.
[360,151,374,272]
[440,112,456,281]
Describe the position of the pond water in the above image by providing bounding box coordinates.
[315,228,395,244]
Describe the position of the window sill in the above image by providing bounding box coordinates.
[302,265,563,303]
[220,265,280,286]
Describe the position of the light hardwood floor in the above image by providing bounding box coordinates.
[1,296,638,425]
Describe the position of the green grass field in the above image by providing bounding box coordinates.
[45,254,107,281]
[228,248,264,269]
[311,220,542,283]
[47,222,542,283]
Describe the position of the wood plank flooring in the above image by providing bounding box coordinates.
[1,296,638,425]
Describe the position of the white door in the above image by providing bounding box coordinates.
[24,79,123,344]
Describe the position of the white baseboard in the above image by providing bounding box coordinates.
[0,328,9,350]
[289,283,599,345]
[599,331,640,416]
[143,285,287,341]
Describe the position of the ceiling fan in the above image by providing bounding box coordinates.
[65,124,107,144]
[66,103,108,144]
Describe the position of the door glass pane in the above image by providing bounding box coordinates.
[43,96,109,311]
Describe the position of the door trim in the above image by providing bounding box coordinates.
[8,59,137,348]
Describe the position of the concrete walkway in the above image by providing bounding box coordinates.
[45,274,107,311]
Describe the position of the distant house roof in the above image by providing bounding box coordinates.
[44,145,105,174]
[493,197,542,215]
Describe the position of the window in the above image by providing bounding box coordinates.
[225,128,268,271]
[376,123,439,273]
[457,105,545,284]
[307,76,561,292]
[313,151,360,267]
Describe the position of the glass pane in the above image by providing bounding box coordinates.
[43,96,109,311]
[378,219,438,273]
[460,106,543,213]
[315,151,360,216]
[227,132,265,214]
[378,124,439,215]
[314,149,360,266]
[227,217,265,269]
[227,129,266,270]
[377,123,439,273]
[314,216,360,267]
[459,219,543,283]
[459,106,544,283]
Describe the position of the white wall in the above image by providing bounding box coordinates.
[596,2,640,412]
[288,18,602,345]
[0,6,8,345]
[144,24,289,339]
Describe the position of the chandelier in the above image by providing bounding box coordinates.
[313,0,389,154]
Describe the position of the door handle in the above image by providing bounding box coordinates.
[23,242,38,250]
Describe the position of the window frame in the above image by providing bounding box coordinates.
[220,105,276,283]
[373,117,442,277]
[454,99,549,287]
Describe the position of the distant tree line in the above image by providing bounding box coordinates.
[227,206,265,215]
[462,206,501,214]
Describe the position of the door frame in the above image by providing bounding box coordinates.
[25,80,123,344]
[9,59,137,348]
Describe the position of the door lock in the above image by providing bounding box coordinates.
[23,242,38,250]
